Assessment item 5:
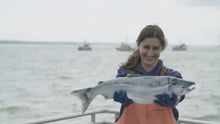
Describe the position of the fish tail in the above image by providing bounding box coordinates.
[71,88,92,113]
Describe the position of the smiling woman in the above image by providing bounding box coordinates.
[113,25,185,124]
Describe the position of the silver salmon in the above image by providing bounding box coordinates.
[71,74,195,113]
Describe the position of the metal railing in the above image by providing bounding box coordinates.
[26,110,218,124]
[26,110,119,124]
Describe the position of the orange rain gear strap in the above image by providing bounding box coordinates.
[115,66,176,124]
[160,66,167,76]
[130,70,136,74]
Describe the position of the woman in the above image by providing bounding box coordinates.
[113,25,184,124]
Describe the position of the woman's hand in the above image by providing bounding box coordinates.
[113,90,133,107]
[154,93,178,107]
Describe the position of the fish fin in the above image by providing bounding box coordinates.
[71,88,93,113]
[103,94,111,99]
[126,74,143,78]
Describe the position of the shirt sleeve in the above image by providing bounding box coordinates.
[116,68,130,78]
[166,68,182,79]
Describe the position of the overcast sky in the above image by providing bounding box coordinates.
[0,0,220,45]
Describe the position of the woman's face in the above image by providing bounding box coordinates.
[139,38,162,71]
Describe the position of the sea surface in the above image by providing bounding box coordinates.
[0,43,219,124]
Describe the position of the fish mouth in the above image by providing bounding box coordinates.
[183,87,195,95]
[184,82,195,94]
[186,82,195,92]
[186,87,195,92]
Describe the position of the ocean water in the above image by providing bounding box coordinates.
[0,43,219,124]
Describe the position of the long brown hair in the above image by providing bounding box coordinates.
[120,25,167,69]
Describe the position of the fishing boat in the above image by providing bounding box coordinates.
[78,43,92,51]
[172,43,187,51]
[116,42,133,51]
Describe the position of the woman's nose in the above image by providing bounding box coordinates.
[147,49,154,56]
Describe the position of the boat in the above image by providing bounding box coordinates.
[172,43,187,51]
[116,42,133,51]
[78,43,92,51]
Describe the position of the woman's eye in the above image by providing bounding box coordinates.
[144,46,150,49]
[153,47,159,50]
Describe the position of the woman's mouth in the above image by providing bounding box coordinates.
[145,56,154,61]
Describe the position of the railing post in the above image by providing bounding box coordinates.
[91,113,96,124]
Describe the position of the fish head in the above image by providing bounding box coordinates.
[168,77,195,96]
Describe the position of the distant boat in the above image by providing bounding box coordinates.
[116,42,133,51]
[78,43,92,51]
[172,43,187,51]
